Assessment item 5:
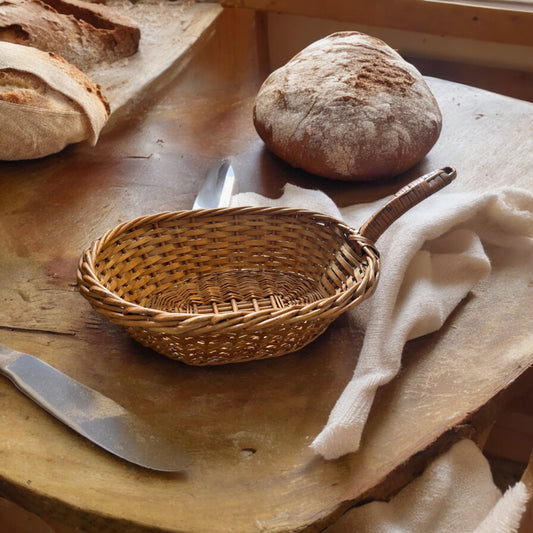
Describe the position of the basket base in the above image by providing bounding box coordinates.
[146,270,328,316]
[127,320,333,365]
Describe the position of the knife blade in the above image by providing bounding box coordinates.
[0,343,188,472]
[193,159,236,209]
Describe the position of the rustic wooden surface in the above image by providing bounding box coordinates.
[0,7,532,533]
[88,0,222,119]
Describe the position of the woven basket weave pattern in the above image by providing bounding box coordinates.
[77,167,456,365]
[78,207,380,365]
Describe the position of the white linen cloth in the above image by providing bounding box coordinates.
[323,439,532,533]
[232,182,533,459]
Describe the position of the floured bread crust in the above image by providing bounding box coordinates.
[0,0,140,72]
[0,41,110,160]
[253,31,443,181]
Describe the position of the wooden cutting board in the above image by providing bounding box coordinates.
[87,0,223,118]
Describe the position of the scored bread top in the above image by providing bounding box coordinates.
[253,31,443,181]
[0,0,140,72]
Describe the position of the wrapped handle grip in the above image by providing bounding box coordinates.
[358,166,456,243]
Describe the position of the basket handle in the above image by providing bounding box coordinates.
[358,166,457,243]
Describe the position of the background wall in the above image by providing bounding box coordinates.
[265,12,533,72]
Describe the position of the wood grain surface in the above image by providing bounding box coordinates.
[88,0,222,118]
[0,7,532,532]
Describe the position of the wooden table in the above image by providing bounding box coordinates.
[1,7,532,533]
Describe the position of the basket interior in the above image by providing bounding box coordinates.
[93,211,368,315]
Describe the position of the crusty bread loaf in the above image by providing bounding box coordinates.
[0,41,110,160]
[253,31,443,181]
[0,0,140,72]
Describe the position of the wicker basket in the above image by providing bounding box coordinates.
[77,167,456,365]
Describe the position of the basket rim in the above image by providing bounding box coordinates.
[90,205,358,242]
[76,205,381,331]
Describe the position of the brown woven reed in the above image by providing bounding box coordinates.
[77,167,456,365]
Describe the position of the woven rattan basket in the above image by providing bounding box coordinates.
[77,167,456,365]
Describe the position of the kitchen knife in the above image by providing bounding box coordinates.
[0,343,188,472]
[193,159,236,209]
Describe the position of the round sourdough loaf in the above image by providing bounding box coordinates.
[253,31,442,181]
[0,41,110,160]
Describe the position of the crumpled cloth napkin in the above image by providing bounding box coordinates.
[232,182,533,459]
[324,438,533,533]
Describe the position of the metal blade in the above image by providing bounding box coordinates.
[0,344,188,472]
[193,159,236,209]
